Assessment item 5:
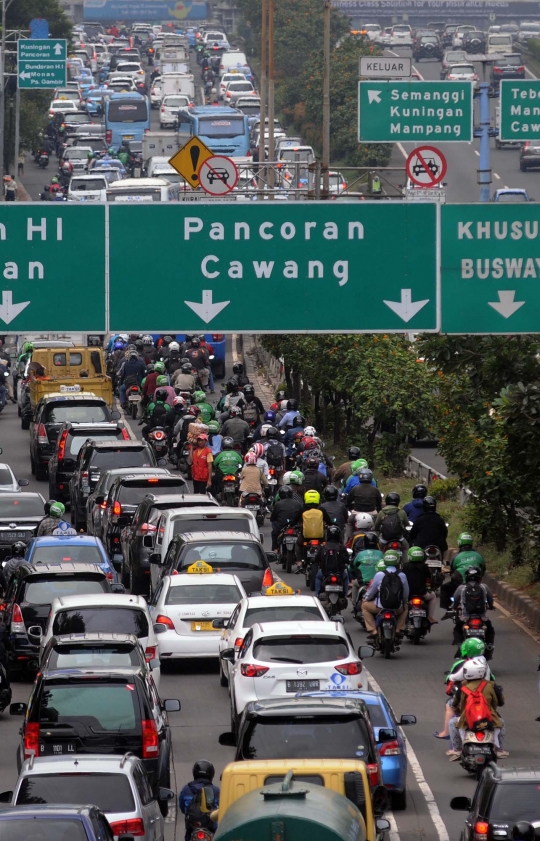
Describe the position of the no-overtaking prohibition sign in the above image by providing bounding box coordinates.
[405,145,447,187]
[198,155,239,196]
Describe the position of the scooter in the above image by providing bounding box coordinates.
[221,470,240,507]
[38,152,49,168]
[319,573,348,618]
[302,539,322,590]
[460,728,497,779]
[148,427,169,459]
[279,524,298,574]
[404,595,430,644]
[126,384,142,419]
[240,492,265,526]
[425,545,444,591]
[375,608,400,659]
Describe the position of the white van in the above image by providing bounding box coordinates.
[161,72,195,99]
[106,177,179,202]
[67,173,108,202]
[487,32,514,53]
[219,51,249,77]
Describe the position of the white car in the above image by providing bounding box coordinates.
[446,62,479,88]
[363,23,382,41]
[390,25,413,46]
[160,93,192,128]
[67,173,108,202]
[54,87,83,108]
[150,77,163,107]
[150,571,246,660]
[62,145,93,174]
[49,99,78,117]
[224,79,256,105]
[217,588,328,686]
[223,620,368,728]
[219,71,247,98]
[116,61,145,80]
[0,463,29,493]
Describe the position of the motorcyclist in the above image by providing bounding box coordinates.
[165,341,183,376]
[345,511,374,551]
[179,760,220,841]
[333,446,362,486]
[455,656,503,753]
[440,533,486,610]
[46,175,63,200]
[270,389,287,412]
[117,143,129,165]
[283,414,305,446]
[143,388,174,446]
[343,459,369,494]
[231,361,250,389]
[152,374,175,407]
[241,384,265,427]
[290,490,331,562]
[403,545,437,625]
[142,335,158,364]
[374,492,409,558]
[362,548,409,642]
[37,501,68,536]
[346,468,382,515]
[302,456,328,494]
[403,484,429,523]
[198,336,216,393]
[252,409,277,442]
[192,390,214,424]
[275,398,289,426]
[142,359,165,404]
[270,484,303,551]
[408,495,448,554]
[278,469,304,503]
[239,451,268,505]
[3,541,27,585]
[172,361,197,391]
[453,566,495,649]
[118,349,146,408]
[314,525,349,599]
[221,406,250,450]
[250,442,269,480]
[434,637,488,743]
[222,376,245,414]
[185,337,210,390]
[212,436,243,497]
[278,398,303,430]
[320,485,348,532]
[207,419,222,455]
[263,426,286,479]
[349,532,384,610]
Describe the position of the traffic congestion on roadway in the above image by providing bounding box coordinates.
[0,7,539,841]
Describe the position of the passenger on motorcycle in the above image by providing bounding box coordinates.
[275,399,289,426]
[440,533,485,610]
[362,549,409,641]
[249,442,269,478]
[403,546,437,624]
[189,434,214,494]
[239,451,268,506]
[185,337,210,390]
[152,374,175,407]
[118,350,146,408]
[171,361,197,391]
[290,490,331,562]
[403,484,428,523]
[192,390,214,424]
[253,409,277,442]
[302,456,328,494]
[345,511,374,548]
[277,469,304,502]
[333,446,363,487]
[374,492,410,558]
[346,468,382,515]
[408,496,448,554]
[453,566,495,648]
[270,484,302,551]
[349,532,384,609]
[270,389,287,412]
[314,525,349,598]
[242,384,264,427]
[142,360,165,403]
[320,485,348,532]
[455,657,503,750]
[221,406,250,450]
[343,459,368,494]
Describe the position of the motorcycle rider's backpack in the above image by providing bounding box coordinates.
[378,571,404,609]
[380,512,403,542]
[461,680,493,731]
[350,532,367,556]
[185,783,217,832]
[266,442,284,468]
[462,583,485,616]
[302,508,324,539]
[323,546,340,574]
[151,402,169,424]
[243,401,259,424]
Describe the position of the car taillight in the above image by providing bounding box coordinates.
[234,637,244,649]
[493,66,502,73]
[262,569,273,588]
[240,664,269,677]
[411,597,423,606]
[367,763,380,787]
[156,614,174,629]
[212,334,224,341]
[145,646,157,662]
[37,423,48,445]
[518,66,524,72]
[106,129,112,143]
[121,428,130,440]
[57,429,68,460]
[105,571,114,581]
[524,142,530,150]
[141,719,159,757]
[113,501,122,516]
[109,819,145,837]
[474,822,489,841]
[161,105,165,112]
[24,722,40,758]
[379,739,401,756]
[335,661,362,676]
[140,522,157,534]
[11,603,25,633]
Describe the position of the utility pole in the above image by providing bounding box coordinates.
[321,0,331,200]
[258,0,267,185]
[0,0,7,185]
[478,82,491,202]
[267,0,274,195]
[13,84,19,179]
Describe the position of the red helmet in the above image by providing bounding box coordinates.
[303,437,318,450]
[252,443,264,459]
[244,452,257,465]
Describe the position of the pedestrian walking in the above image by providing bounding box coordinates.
[3,176,17,202]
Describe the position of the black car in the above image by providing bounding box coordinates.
[462,30,486,51]
[48,421,129,502]
[413,34,443,60]
[0,492,45,558]
[69,440,158,531]
[28,394,119,480]
[86,467,171,537]
[492,53,525,83]
[451,763,540,840]
[442,23,460,46]
[153,530,274,594]
[98,474,188,582]
[11,666,181,793]
[2,562,115,674]
[520,141,540,170]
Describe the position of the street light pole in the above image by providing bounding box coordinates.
[267,0,274,195]
[321,0,331,199]
[478,82,491,202]
[258,0,267,182]
[0,0,7,185]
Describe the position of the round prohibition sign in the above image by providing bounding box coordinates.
[405,145,447,187]
[198,155,239,196]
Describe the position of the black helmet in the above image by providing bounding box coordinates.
[465,566,482,583]
[385,492,400,506]
[233,362,244,375]
[287,398,298,411]
[279,485,293,499]
[228,376,240,391]
[422,495,436,512]
[364,531,380,550]
[348,446,361,460]
[359,468,373,483]
[292,414,305,428]
[324,485,338,501]
[192,760,215,781]
[181,363,192,373]
[222,436,234,450]
[191,337,200,348]
[412,484,428,499]
[44,500,56,516]
[155,389,168,402]
[12,541,26,556]
[327,524,342,542]
[276,389,286,401]
[266,425,278,440]
[135,339,144,351]
[163,335,173,344]
[307,456,319,469]
[243,384,255,395]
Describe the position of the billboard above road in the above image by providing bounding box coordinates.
[333,0,540,20]
[83,0,208,20]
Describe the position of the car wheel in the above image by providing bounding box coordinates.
[219,659,229,687]
[495,140,501,149]
[121,560,130,589]
[129,565,144,596]
[35,461,48,481]
[21,414,30,430]
[391,789,407,810]
[520,162,527,171]
[30,455,36,475]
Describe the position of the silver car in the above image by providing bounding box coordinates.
[5,753,174,840]
[0,462,29,492]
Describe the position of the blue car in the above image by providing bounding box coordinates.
[25,535,118,583]
[0,804,115,841]
[299,689,416,810]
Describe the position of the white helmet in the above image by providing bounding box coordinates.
[142,335,153,345]
[304,426,316,437]
[169,341,180,352]
[463,656,488,681]
[120,333,129,342]
[280,399,288,410]
[259,423,271,438]
[282,471,292,485]
[354,512,374,530]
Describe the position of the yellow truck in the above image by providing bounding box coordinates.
[21,346,113,428]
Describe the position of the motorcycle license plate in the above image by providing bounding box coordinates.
[246,505,259,510]
[284,538,296,547]
[191,621,214,631]
[40,742,77,756]
[466,628,485,637]
[286,679,320,692]
[267,478,277,485]
[410,608,426,616]
[325,585,343,592]
[467,745,492,754]
[128,395,140,402]
[427,559,442,567]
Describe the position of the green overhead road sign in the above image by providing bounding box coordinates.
[18,39,67,89]
[0,205,105,331]
[108,203,438,333]
[441,204,540,333]
[358,81,473,142]
[499,80,540,141]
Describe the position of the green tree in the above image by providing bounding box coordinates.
[7,0,72,39]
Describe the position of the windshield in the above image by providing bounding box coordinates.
[23,579,106,604]
[89,449,153,469]
[244,605,323,626]
[229,82,252,91]
[237,104,260,116]
[0,468,13,485]
[253,636,349,663]
[0,497,43,517]
[242,715,371,760]
[43,403,108,424]
[393,26,410,32]
[32,545,104,564]
[0,818,89,840]
[166,583,242,604]
[281,149,313,162]
[172,518,250,537]
[117,63,141,72]
[48,642,140,670]
[53,607,149,637]
[499,55,522,65]
[490,35,512,43]
[108,188,162,202]
[65,114,91,124]
[421,37,439,44]
[199,116,245,138]
[108,100,148,122]
[179,542,263,570]
[497,192,528,201]
[490,782,540,824]
[74,139,107,151]
[450,65,475,74]
[17,773,134,813]
[39,683,138,730]
[64,148,91,160]
[164,96,189,107]
[70,177,107,192]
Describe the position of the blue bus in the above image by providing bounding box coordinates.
[179,106,250,157]
[105,92,150,149]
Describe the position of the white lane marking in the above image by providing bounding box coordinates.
[474,150,480,156]
[386,49,424,79]
[365,666,450,841]
[388,811,400,841]
[397,142,408,159]
[494,172,501,180]
[526,65,538,79]
[232,334,239,364]
[495,599,540,643]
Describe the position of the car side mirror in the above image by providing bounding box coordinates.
[220,648,235,662]
[376,819,391,834]
[111,583,125,594]
[358,645,375,659]
[143,535,154,548]
[149,553,162,565]
[10,702,27,715]
[149,658,160,670]
[94,495,105,505]
[158,787,175,802]
[153,623,169,635]
[110,410,121,419]
[400,714,417,725]
[212,618,227,629]
[27,626,43,643]
[450,796,472,811]
[18,479,29,487]
[377,728,397,743]
[218,731,237,747]
[0,791,12,803]
[163,699,181,712]
[265,552,277,563]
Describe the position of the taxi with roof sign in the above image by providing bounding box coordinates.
[149,565,247,661]
[216,586,328,687]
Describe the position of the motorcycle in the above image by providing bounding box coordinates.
[241,492,265,526]
[302,539,322,590]
[266,466,279,508]
[460,728,497,779]
[38,152,49,168]
[319,572,348,618]
[374,608,400,659]
[351,572,368,627]
[279,524,298,574]
[221,470,240,507]
[148,427,169,459]
[425,545,444,591]
[404,595,430,644]
[126,384,142,419]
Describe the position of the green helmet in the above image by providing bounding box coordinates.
[383,549,400,566]
[193,390,206,404]
[289,470,304,486]
[407,546,425,562]
[458,532,474,549]
[460,638,485,658]
[49,501,65,518]
[207,420,220,433]
[23,341,33,353]
[351,458,368,474]
[108,146,115,154]
[375,559,387,572]
[154,361,166,374]
[156,375,168,386]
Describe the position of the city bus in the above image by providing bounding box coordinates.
[104,91,150,149]
[178,106,250,157]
